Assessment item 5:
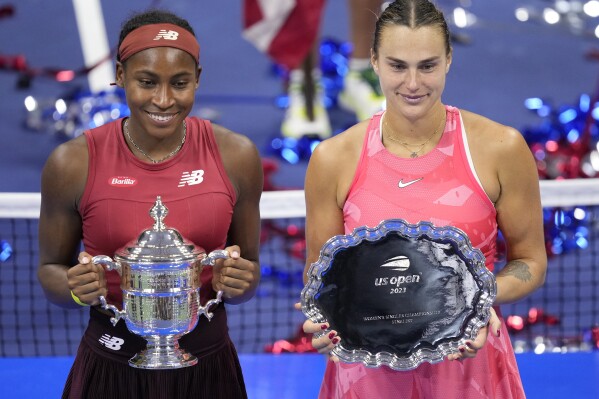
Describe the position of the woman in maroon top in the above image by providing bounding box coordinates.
[37,9,262,399]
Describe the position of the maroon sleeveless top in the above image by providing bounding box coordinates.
[79,117,236,308]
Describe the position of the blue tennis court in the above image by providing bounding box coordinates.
[1,353,598,398]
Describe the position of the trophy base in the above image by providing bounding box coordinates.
[129,335,198,369]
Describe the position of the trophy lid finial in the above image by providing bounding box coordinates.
[115,196,205,263]
[150,196,168,231]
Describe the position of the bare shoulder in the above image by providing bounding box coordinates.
[42,135,89,205]
[460,109,536,202]
[211,123,257,154]
[211,123,262,198]
[44,135,88,170]
[460,109,530,161]
[310,119,367,173]
[307,120,368,206]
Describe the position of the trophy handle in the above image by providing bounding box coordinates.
[92,256,125,326]
[92,255,122,275]
[98,295,127,326]
[198,249,229,321]
[199,290,223,321]
[200,249,229,266]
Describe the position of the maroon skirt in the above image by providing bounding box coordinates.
[62,306,247,399]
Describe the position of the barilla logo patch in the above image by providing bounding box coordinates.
[109,176,138,187]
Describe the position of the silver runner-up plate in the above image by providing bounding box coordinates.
[301,219,496,371]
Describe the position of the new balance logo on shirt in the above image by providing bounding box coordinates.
[99,334,124,351]
[154,30,179,41]
[178,170,204,187]
[106,170,205,188]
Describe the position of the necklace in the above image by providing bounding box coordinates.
[383,112,446,158]
[124,118,186,164]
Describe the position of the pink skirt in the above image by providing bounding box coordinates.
[319,318,525,399]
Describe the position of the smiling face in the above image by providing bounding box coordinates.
[116,46,200,145]
[372,25,451,122]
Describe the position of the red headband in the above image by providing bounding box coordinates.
[118,23,200,64]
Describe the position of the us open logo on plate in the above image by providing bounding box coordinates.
[380,255,410,271]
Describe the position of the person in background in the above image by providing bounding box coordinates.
[282,0,385,139]
[302,0,547,397]
[37,9,262,399]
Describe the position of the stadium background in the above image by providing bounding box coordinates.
[1,1,598,398]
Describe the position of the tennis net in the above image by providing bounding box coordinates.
[1,180,598,356]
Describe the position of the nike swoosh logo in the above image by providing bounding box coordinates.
[398,177,423,188]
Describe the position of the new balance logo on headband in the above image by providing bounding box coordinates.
[119,23,200,64]
[154,30,179,41]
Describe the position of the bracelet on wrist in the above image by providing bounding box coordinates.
[70,290,89,307]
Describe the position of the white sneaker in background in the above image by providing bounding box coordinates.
[338,68,386,122]
[281,70,332,140]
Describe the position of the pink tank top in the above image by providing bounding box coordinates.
[79,117,236,307]
[344,105,497,270]
[321,106,525,399]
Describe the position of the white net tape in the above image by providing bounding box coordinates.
[2,178,599,219]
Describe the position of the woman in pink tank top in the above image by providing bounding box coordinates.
[302,1,547,398]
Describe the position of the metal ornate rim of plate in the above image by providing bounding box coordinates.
[300,218,497,371]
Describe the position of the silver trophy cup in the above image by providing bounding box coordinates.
[92,196,229,369]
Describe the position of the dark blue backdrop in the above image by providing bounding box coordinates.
[0,0,595,191]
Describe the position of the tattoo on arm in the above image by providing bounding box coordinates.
[499,260,532,282]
